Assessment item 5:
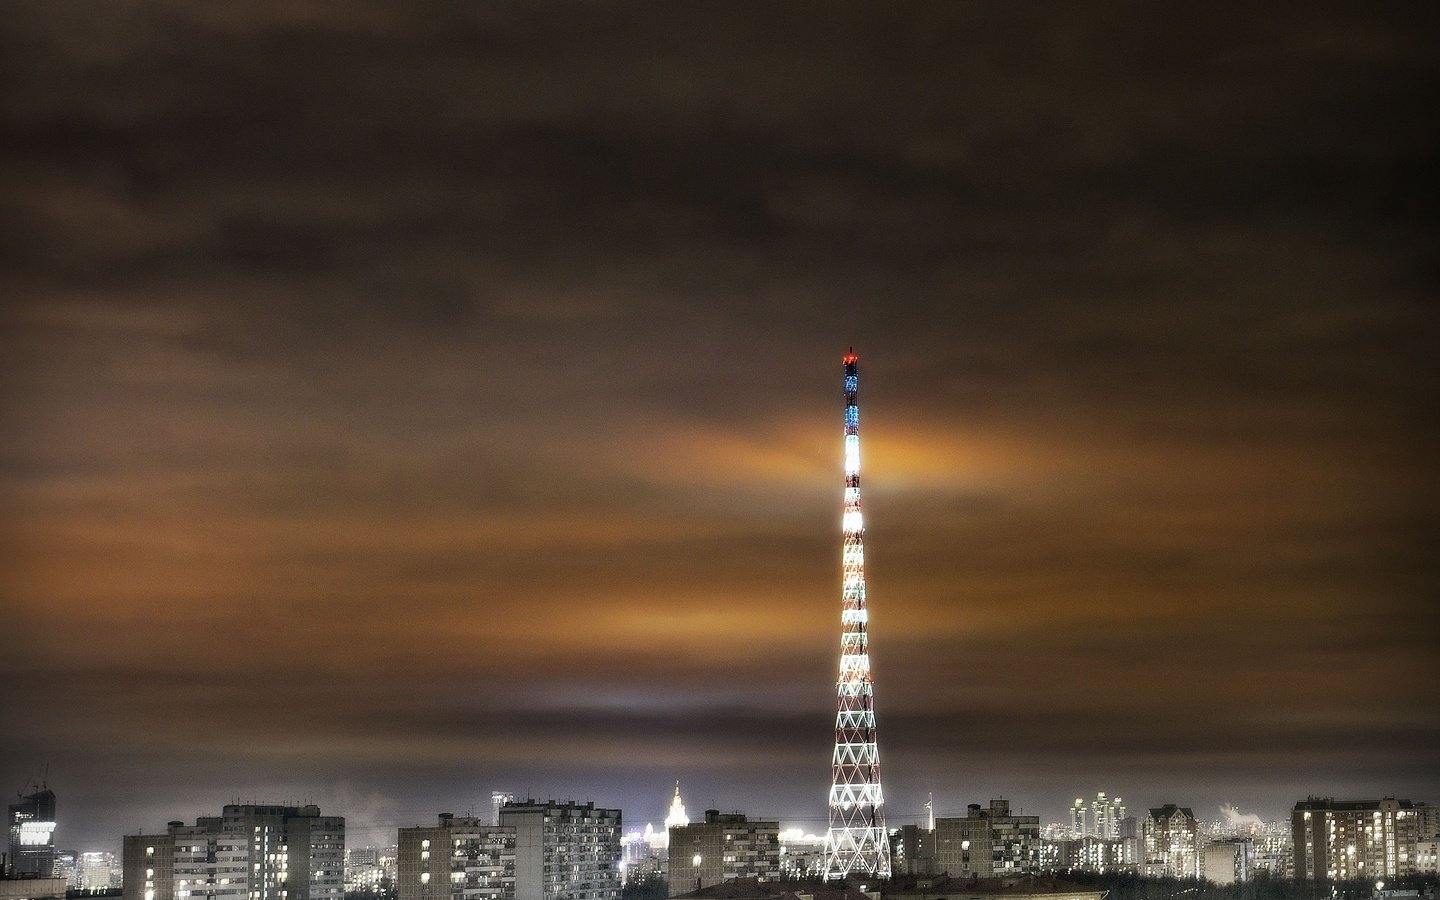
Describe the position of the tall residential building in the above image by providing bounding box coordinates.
[1070,801,1086,841]
[1090,795,1124,841]
[8,788,57,879]
[1065,794,1123,842]
[667,811,780,898]
[398,814,516,900]
[1143,806,1198,878]
[1292,797,1430,880]
[824,349,890,882]
[497,800,620,900]
[934,800,1041,878]
[122,804,343,900]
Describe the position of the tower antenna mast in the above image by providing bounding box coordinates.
[823,348,891,881]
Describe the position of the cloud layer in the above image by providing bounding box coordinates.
[2,1,1437,849]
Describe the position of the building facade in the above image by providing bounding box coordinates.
[0,877,68,900]
[79,851,123,892]
[667,812,780,898]
[123,828,175,900]
[1143,806,1198,879]
[1047,836,1139,874]
[497,801,620,900]
[122,804,343,900]
[776,831,824,879]
[491,797,516,829]
[1415,839,1439,874]
[892,825,934,876]
[1292,797,1431,880]
[344,847,389,895]
[1200,840,1252,885]
[934,801,1041,878]
[1248,823,1293,879]
[398,815,515,900]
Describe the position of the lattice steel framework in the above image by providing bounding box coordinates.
[823,348,891,882]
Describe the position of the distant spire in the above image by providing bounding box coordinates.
[665,781,689,830]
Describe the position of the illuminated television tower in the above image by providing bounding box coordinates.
[824,348,891,881]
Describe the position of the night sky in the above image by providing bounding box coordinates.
[2,2,1438,853]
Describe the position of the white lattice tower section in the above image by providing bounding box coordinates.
[824,349,891,881]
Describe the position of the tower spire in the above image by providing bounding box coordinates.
[824,349,891,881]
[665,781,689,830]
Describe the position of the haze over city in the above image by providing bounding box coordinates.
[2,2,1437,853]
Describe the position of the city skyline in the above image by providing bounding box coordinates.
[3,2,1438,854]
[21,780,1340,855]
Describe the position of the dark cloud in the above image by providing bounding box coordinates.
[3,0,1439,850]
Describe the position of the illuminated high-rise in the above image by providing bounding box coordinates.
[8,787,57,879]
[1071,799,1087,839]
[664,783,690,833]
[1092,793,1124,840]
[823,349,890,881]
